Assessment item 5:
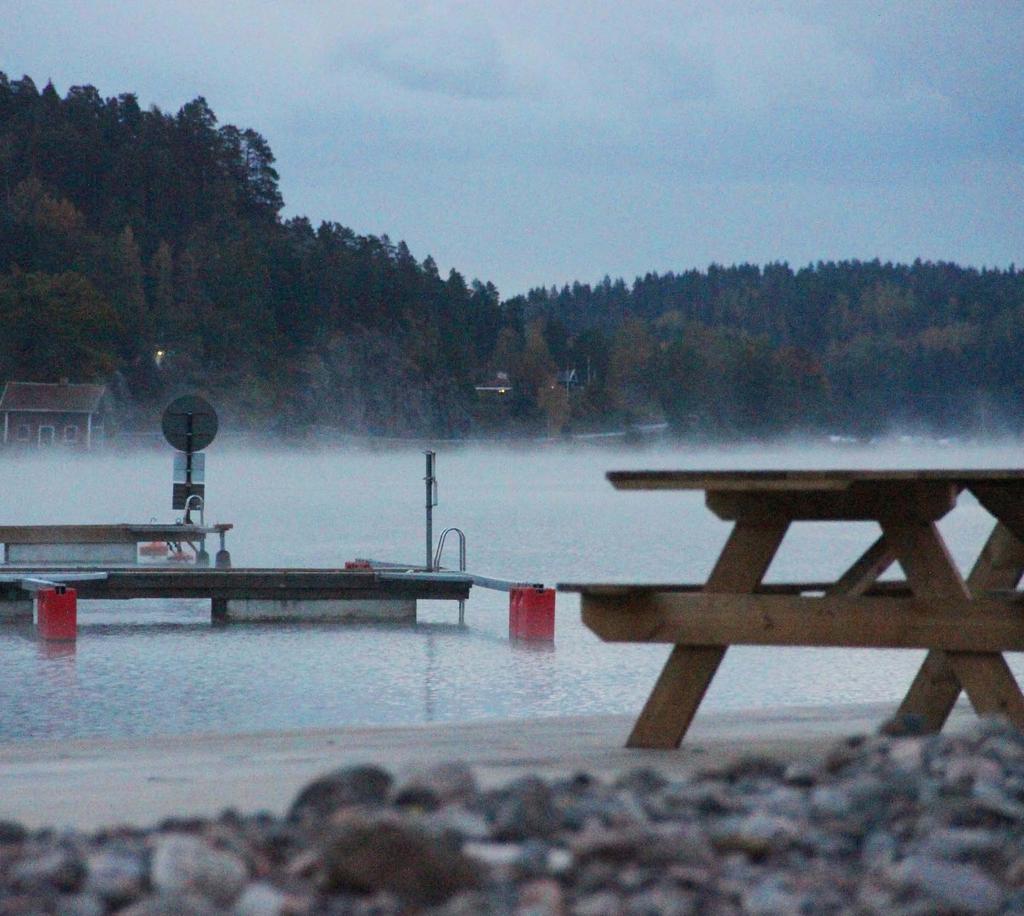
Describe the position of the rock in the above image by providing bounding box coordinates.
[572,890,623,916]
[319,813,480,905]
[883,855,1006,914]
[710,813,801,858]
[11,846,85,892]
[118,892,221,915]
[56,893,106,916]
[0,821,27,844]
[915,827,1004,861]
[463,841,523,869]
[972,779,1024,821]
[781,760,818,787]
[289,765,393,821]
[741,875,807,915]
[394,762,477,808]
[426,804,492,841]
[233,881,290,916]
[515,877,563,915]
[83,848,147,906]
[612,769,667,795]
[151,833,248,907]
[626,884,696,915]
[491,777,560,841]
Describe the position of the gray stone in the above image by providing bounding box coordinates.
[741,875,806,915]
[118,891,220,915]
[289,765,393,821]
[914,827,1004,861]
[972,779,1024,821]
[11,846,85,892]
[491,777,560,841]
[0,820,28,844]
[151,833,248,907]
[573,890,624,916]
[394,762,477,807]
[884,855,1006,914]
[233,881,290,916]
[84,848,146,905]
[710,813,801,857]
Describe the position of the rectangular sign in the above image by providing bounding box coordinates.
[172,452,205,484]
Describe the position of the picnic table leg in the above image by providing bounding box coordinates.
[826,533,895,597]
[885,521,1024,731]
[626,519,788,749]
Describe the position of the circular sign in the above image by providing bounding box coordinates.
[161,395,219,452]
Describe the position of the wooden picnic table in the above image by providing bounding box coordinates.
[560,469,1024,749]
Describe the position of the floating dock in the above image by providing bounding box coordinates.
[0,567,472,624]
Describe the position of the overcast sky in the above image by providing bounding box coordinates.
[3,1,1022,295]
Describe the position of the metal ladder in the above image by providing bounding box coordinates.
[433,527,466,625]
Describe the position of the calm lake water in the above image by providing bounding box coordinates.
[2,438,1022,741]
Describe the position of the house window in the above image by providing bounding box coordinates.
[38,426,55,446]
[64,425,79,442]
[15,424,30,441]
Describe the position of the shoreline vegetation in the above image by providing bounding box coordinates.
[2,73,1023,444]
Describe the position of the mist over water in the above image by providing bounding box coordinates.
[1,437,1022,741]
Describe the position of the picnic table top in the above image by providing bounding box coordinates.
[607,468,1024,492]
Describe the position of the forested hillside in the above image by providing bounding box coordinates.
[2,73,1022,439]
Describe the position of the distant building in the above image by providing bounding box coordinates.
[556,368,579,390]
[0,381,111,449]
[474,371,513,397]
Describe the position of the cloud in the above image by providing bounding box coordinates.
[2,0,1021,290]
[335,13,511,101]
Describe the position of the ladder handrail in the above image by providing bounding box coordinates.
[433,527,467,625]
[433,526,466,574]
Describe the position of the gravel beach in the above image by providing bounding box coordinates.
[2,715,1024,914]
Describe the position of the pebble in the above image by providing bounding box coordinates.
[319,812,481,905]
[288,765,392,821]
[84,847,147,905]
[151,833,249,907]
[0,715,1021,914]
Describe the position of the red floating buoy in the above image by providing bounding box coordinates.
[509,586,555,641]
[37,587,77,641]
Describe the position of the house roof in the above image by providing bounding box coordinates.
[0,382,107,414]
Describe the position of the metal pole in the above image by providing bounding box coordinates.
[424,450,436,570]
[184,412,194,524]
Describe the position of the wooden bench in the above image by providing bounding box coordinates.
[559,470,1024,748]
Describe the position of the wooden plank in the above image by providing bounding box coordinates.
[969,483,1024,546]
[0,524,229,544]
[707,483,958,522]
[561,581,915,597]
[826,534,895,596]
[23,568,471,602]
[608,469,1024,492]
[625,646,724,749]
[885,520,1024,732]
[582,592,1024,651]
[946,652,1024,727]
[883,520,970,731]
[625,520,788,749]
[896,521,1024,730]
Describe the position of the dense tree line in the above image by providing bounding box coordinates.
[1,73,1022,439]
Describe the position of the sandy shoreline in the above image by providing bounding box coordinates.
[0,701,979,830]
